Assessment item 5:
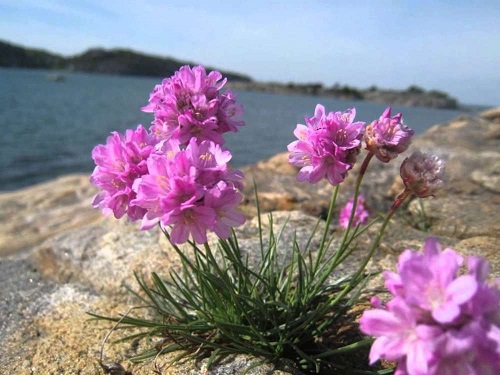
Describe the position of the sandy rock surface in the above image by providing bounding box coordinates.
[1,110,499,374]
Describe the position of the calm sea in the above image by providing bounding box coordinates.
[0,68,472,192]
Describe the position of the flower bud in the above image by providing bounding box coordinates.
[400,151,446,197]
[365,107,414,163]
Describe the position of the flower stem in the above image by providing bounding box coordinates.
[351,188,413,284]
[325,188,413,308]
[313,185,339,275]
[336,152,374,262]
[310,152,374,297]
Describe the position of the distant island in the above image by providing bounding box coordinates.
[227,81,459,109]
[1,40,458,109]
[0,40,251,83]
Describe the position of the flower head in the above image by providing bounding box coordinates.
[360,297,443,373]
[400,151,446,197]
[90,125,157,220]
[131,140,245,243]
[338,194,369,229]
[91,66,246,244]
[205,182,246,239]
[360,238,500,374]
[365,107,414,162]
[287,104,364,186]
[142,65,244,145]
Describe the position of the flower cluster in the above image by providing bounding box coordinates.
[338,194,369,229]
[400,151,447,198]
[91,66,246,244]
[365,107,414,163]
[288,105,415,186]
[131,139,245,244]
[360,238,500,374]
[90,125,158,220]
[142,65,244,145]
[287,105,365,185]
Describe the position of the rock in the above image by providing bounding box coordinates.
[1,112,499,374]
[2,211,333,375]
[227,81,460,109]
[0,175,102,256]
[30,219,176,296]
[454,236,500,275]
[5,276,292,375]
[480,107,500,123]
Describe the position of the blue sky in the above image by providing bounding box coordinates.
[1,0,499,106]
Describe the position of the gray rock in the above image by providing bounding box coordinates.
[0,175,102,256]
[1,112,499,374]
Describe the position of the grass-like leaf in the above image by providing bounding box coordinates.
[91,185,394,374]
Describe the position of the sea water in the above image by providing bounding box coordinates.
[0,68,470,191]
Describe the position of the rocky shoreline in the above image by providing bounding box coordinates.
[1,108,499,374]
[227,81,459,109]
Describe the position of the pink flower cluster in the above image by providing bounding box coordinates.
[91,66,246,244]
[365,107,414,163]
[338,194,369,229]
[90,125,157,221]
[288,106,414,186]
[131,139,245,244]
[360,238,500,374]
[287,105,364,185]
[142,65,244,145]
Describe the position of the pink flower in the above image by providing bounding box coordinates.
[397,238,478,324]
[287,104,364,186]
[185,138,243,189]
[365,107,414,162]
[90,125,157,220]
[400,151,446,197]
[91,66,246,244]
[360,238,500,374]
[142,65,244,145]
[338,194,369,229]
[360,297,443,374]
[131,140,245,244]
[167,204,217,245]
[217,90,245,133]
[205,182,246,239]
[130,153,179,229]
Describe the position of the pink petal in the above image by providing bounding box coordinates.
[447,275,478,305]
[360,309,404,336]
[369,337,388,364]
[406,341,430,375]
[432,302,460,323]
[422,237,442,259]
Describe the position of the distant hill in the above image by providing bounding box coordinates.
[0,40,252,82]
[0,40,460,109]
[0,40,66,69]
[228,81,459,109]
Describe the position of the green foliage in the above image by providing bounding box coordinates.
[0,39,252,81]
[89,187,388,373]
[398,198,432,232]
[406,85,425,94]
[0,40,65,69]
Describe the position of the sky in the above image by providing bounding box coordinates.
[1,0,499,106]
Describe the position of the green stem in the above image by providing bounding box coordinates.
[325,151,374,273]
[338,152,374,251]
[351,188,413,284]
[311,338,374,359]
[309,152,375,298]
[313,185,339,275]
[324,188,413,308]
